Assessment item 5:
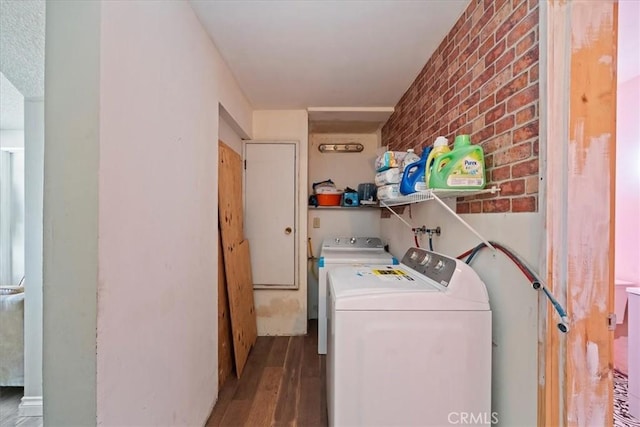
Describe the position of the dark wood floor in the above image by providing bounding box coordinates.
[207,320,327,427]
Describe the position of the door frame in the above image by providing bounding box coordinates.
[540,1,617,425]
[242,140,300,289]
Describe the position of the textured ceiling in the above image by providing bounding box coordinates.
[190,0,469,110]
[0,0,45,99]
[0,72,24,130]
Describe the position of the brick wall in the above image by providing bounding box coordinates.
[381,0,539,213]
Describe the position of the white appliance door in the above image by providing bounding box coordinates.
[330,310,492,427]
[244,142,297,287]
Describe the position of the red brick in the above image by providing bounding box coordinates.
[484,154,493,169]
[472,116,485,133]
[495,48,515,74]
[491,165,511,181]
[495,2,528,42]
[457,202,471,213]
[449,113,468,134]
[484,133,511,154]
[485,103,506,124]
[479,35,496,58]
[481,2,511,44]
[470,200,482,213]
[483,198,511,213]
[495,114,515,134]
[499,179,525,196]
[507,83,539,112]
[525,175,539,194]
[479,94,496,113]
[472,64,496,92]
[381,0,540,214]
[512,196,536,212]
[459,85,472,102]
[456,71,473,93]
[529,0,539,11]
[533,139,539,155]
[460,91,481,114]
[515,29,537,57]
[494,142,531,166]
[480,67,511,99]
[449,64,469,88]
[496,72,528,103]
[468,0,482,22]
[513,120,539,143]
[459,123,473,136]
[485,39,506,67]
[472,124,495,142]
[516,105,536,125]
[469,105,480,121]
[529,63,539,82]
[508,8,539,48]
[512,158,539,177]
[513,45,538,76]
[466,49,480,73]
[454,17,473,46]
[464,35,480,59]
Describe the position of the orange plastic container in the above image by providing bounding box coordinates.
[316,193,342,206]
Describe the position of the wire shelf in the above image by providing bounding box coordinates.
[379,187,501,207]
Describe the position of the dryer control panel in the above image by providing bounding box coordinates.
[401,248,457,287]
[322,236,384,249]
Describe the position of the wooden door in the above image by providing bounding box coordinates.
[244,142,297,288]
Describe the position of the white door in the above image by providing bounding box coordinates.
[244,142,297,287]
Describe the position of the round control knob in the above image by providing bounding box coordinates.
[350,237,357,244]
[420,254,432,265]
[335,238,340,244]
[435,260,446,270]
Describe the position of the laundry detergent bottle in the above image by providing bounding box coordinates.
[428,134,486,189]
[400,146,432,195]
[425,136,451,187]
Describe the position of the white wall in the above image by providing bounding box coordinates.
[380,203,541,427]
[615,0,640,284]
[43,2,100,424]
[22,99,44,415]
[219,112,243,154]
[307,132,382,318]
[44,1,253,425]
[0,130,24,149]
[252,110,308,335]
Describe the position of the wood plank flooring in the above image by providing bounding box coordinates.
[0,387,43,427]
[207,320,327,427]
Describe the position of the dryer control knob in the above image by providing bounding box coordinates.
[350,237,357,244]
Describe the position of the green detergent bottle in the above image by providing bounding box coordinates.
[428,134,486,189]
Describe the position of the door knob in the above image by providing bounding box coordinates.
[285,227,292,235]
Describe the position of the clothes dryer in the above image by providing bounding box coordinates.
[327,247,492,426]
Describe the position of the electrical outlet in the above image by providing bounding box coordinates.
[313,217,320,228]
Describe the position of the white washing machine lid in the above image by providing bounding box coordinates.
[329,264,490,311]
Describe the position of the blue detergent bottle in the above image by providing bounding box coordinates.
[400,146,432,195]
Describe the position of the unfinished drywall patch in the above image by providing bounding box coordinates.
[255,298,301,318]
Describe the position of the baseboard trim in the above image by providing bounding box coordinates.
[19,396,43,417]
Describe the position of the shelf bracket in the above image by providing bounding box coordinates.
[379,187,500,252]
[382,203,416,231]
[429,194,496,251]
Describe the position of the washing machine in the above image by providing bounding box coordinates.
[317,236,398,354]
[327,247,492,427]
